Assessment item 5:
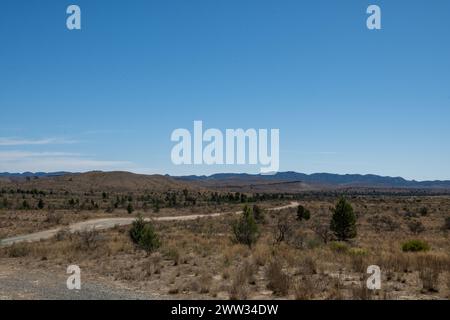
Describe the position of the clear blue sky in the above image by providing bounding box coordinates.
[1,0,449,180]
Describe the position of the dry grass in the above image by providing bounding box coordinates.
[265,259,290,296]
[1,195,450,300]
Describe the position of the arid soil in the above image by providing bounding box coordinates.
[1,194,449,300]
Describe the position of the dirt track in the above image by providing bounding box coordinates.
[0,202,298,247]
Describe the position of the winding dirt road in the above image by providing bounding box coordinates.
[0,202,298,247]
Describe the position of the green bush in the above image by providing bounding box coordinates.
[127,203,134,214]
[232,205,259,248]
[330,197,357,241]
[348,248,368,256]
[138,224,161,254]
[419,207,428,216]
[296,205,311,221]
[129,215,160,253]
[129,215,146,243]
[252,205,265,223]
[401,239,430,252]
[329,241,349,253]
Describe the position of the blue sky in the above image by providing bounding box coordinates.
[1,0,449,180]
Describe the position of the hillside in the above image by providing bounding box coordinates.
[0,171,198,193]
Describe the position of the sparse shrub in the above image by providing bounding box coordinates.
[273,214,293,244]
[297,255,317,275]
[21,200,30,210]
[162,246,180,265]
[143,253,162,276]
[46,211,63,225]
[55,227,71,241]
[127,203,134,214]
[252,243,271,266]
[266,260,290,296]
[199,274,213,294]
[416,254,447,292]
[378,253,412,273]
[351,282,374,300]
[37,198,45,209]
[408,220,425,234]
[8,243,30,257]
[312,223,333,244]
[241,259,257,285]
[138,223,161,254]
[367,214,400,232]
[231,205,259,248]
[419,269,440,293]
[419,207,428,216]
[296,205,311,221]
[444,216,450,231]
[129,215,146,243]
[252,204,265,223]
[348,248,368,273]
[229,266,250,300]
[401,239,430,252]
[76,228,101,250]
[329,241,349,253]
[293,276,316,300]
[330,197,357,241]
[348,248,368,256]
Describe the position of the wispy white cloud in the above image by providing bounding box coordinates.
[0,137,77,146]
[0,151,81,161]
[0,150,133,173]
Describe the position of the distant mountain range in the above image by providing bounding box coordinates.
[175,171,450,189]
[0,172,71,178]
[1,171,450,189]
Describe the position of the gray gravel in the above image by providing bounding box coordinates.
[0,265,156,300]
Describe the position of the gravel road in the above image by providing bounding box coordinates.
[0,202,298,247]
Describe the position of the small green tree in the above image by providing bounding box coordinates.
[296,205,310,221]
[330,197,357,241]
[232,205,259,248]
[129,215,146,243]
[37,199,45,210]
[127,203,134,214]
[153,200,160,213]
[22,200,30,210]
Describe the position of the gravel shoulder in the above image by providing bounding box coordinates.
[0,261,157,300]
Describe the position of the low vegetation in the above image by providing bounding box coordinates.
[1,184,450,300]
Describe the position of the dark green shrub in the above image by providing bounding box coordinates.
[232,205,259,248]
[330,197,357,241]
[252,204,265,223]
[419,207,428,216]
[129,215,146,243]
[126,203,134,214]
[297,205,311,221]
[129,215,160,254]
[401,239,430,252]
[138,224,161,254]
